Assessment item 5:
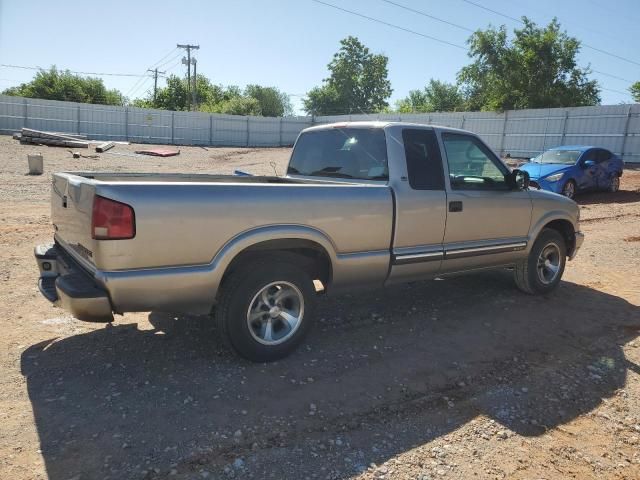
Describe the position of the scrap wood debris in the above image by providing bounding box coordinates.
[134,147,180,157]
[16,128,89,148]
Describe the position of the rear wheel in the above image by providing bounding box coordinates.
[514,228,567,295]
[215,259,315,362]
[608,175,620,193]
[561,179,576,199]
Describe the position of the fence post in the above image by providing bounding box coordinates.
[460,114,466,130]
[171,112,175,144]
[125,107,129,142]
[621,105,632,162]
[246,117,250,147]
[23,97,28,128]
[560,110,569,146]
[499,110,508,156]
[279,117,283,146]
[77,104,81,135]
[541,108,550,152]
[209,115,213,146]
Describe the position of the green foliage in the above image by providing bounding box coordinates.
[303,36,392,115]
[245,85,293,117]
[458,18,600,111]
[133,75,292,117]
[631,82,640,102]
[2,66,125,105]
[396,79,465,113]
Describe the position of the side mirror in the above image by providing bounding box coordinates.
[507,169,530,190]
[583,159,595,168]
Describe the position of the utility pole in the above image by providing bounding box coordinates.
[147,68,166,103]
[192,58,197,110]
[177,43,199,110]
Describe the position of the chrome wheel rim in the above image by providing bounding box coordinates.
[246,281,304,346]
[610,176,619,192]
[537,242,562,285]
[563,182,575,199]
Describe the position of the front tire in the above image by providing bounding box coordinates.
[514,228,567,295]
[215,259,316,362]
[608,174,620,193]
[561,179,576,199]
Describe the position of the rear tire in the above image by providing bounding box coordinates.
[514,228,566,295]
[215,258,316,362]
[561,179,576,199]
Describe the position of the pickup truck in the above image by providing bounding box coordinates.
[35,121,584,361]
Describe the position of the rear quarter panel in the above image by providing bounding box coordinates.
[91,182,394,271]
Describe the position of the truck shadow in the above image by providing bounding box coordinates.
[21,272,639,479]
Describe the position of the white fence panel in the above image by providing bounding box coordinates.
[79,104,126,141]
[1,95,638,161]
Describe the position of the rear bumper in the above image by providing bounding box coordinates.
[35,243,114,322]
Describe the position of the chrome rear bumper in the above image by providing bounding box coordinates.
[35,243,114,322]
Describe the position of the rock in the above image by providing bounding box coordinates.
[233,458,245,469]
[234,429,243,438]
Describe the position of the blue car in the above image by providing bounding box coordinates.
[520,146,624,199]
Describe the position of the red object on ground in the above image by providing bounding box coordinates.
[134,148,180,157]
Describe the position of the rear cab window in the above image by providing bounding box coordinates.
[402,129,445,190]
[288,128,388,180]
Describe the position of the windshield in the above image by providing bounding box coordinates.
[531,150,582,165]
[287,128,388,180]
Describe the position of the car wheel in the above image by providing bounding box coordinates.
[514,228,567,295]
[561,179,576,199]
[215,258,315,362]
[608,175,620,193]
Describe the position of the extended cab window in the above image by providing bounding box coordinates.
[442,133,509,190]
[402,129,444,190]
[287,128,388,180]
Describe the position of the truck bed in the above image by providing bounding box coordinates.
[52,171,394,272]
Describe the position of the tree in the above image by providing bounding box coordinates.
[245,85,293,117]
[303,36,392,115]
[132,75,292,116]
[458,18,600,111]
[631,82,640,102]
[397,79,465,113]
[2,66,125,105]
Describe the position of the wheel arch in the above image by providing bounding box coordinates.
[530,217,576,258]
[212,225,336,301]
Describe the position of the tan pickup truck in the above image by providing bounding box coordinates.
[35,122,583,361]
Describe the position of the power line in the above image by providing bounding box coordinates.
[600,86,632,97]
[0,63,147,77]
[311,0,467,50]
[381,0,474,33]
[592,70,634,84]
[460,0,640,68]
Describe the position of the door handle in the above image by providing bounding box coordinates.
[449,201,463,212]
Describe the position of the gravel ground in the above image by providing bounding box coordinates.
[0,135,639,480]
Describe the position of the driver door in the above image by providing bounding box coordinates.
[439,132,533,273]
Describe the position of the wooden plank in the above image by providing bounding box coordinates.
[21,128,90,144]
[95,141,115,153]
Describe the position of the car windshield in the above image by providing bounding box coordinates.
[531,150,582,165]
[287,128,388,180]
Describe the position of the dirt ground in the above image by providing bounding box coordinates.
[0,135,639,480]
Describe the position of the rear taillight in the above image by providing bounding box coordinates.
[92,195,135,240]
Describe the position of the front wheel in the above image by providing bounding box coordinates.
[215,259,315,362]
[561,179,576,199]
[514,228,567,295]
[608,175,620,193]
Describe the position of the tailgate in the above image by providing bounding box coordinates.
[51,173,97,269]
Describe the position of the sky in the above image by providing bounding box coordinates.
[0,0,638,115]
